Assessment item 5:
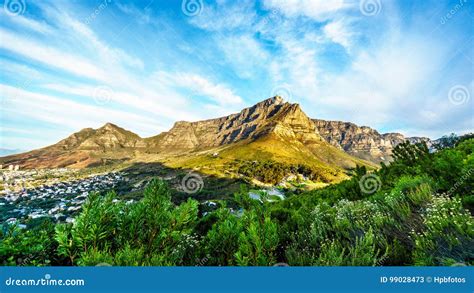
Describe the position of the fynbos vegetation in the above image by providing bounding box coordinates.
[1,138,473,266]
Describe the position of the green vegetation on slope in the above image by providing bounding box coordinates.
[164,134,376,184]
[1,138,473,266]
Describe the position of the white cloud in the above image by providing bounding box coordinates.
[0,59,44,82]
[0,28,107,82]
[267,35,321,100]
[188,0,257,31]
[1,84,163,137]
[263,0,347,21]
[40,82,199,123]
[116,3,152,24]
[32,2,144,70]
[323,18,354,50]
[0,10,53,34]
[150,71,243,106]
[217,35,269,79]
[301,29,471,136]
[50,12,145,70]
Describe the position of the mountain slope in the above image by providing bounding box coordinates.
[156,97,376,181]
[0,123,144,169]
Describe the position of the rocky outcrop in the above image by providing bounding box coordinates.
[313,119,431,163]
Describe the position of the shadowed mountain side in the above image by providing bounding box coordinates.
[119,162,248,204]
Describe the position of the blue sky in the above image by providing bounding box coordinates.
[0,0,473,150]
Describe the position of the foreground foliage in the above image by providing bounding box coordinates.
[1,138,473,266]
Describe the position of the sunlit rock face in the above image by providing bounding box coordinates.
[313,119,431,163]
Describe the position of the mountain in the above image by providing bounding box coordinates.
[54,123,144,151]
[5,97,429,182]
[314,119,431,163]
[148,97,374,182]
[0,123,145,169]
[146,96,322,152]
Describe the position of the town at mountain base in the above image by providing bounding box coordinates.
[0,96,432,180]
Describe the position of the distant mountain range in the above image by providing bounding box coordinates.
[0,96,434,181]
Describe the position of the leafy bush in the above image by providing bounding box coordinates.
[1,219,60,266]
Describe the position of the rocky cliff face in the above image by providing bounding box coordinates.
[313,119,431,163]
[146,96,324,153]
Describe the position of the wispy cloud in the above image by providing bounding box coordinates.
[0,9,53,34]
[188,0,257,31]
[1,84,162,132]
[0,28,107,81]
[323,18,355,51]
[263,0,348,21]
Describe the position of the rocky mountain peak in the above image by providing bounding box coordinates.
[100,122,120,131]
[255,95,284,107]
[146,97,322,152]
[53,123,143,151]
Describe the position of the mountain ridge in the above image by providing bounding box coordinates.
[0,97,429,172]
[313,119,431,163]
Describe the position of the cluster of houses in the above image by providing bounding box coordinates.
[0,170,125,226]
[0,167,74,193]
